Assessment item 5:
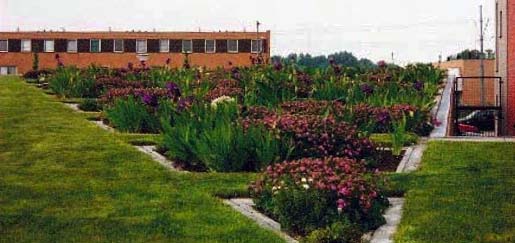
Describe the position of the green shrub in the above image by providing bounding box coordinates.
[49,66,95,98]
[161,101,282,172]
[106,96,160,133]
[302,221,363,243]
[78,99,101,112]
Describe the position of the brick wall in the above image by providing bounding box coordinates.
[507,0,515,135]
[0,31,271,73]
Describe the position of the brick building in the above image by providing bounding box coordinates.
[0,30,271,74]
[436,59,497,106]
[496,0,515,136]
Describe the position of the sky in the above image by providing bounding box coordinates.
[0,0,496,65]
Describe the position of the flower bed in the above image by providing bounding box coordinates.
[250,157,388,241]
[31,61,445,241]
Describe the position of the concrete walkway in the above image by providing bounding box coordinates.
[430,75,453,138]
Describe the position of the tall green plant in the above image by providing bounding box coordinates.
[390,115,408,156]
[106,96,160,133]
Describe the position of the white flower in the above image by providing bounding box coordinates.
[210,95,235,108]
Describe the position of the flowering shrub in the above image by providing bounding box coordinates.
[250,157,388,237]
[279,100,345,116]
[100,88,169,105]
[94,76,145,93]
[204,79,243,101]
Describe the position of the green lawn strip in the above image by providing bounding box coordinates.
[393,141,515,243]
[0,77,283,242]
[370,133,419,147]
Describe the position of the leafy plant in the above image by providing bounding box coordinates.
[391,115,408,156]
[105,96,160,133]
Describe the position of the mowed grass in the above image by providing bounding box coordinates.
[394,141,515,243]
[0,76,283,242]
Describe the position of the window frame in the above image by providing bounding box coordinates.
[0,39,7,52]
[251,39,263,54]
[67,39,78,53]
[182,40,193,53]
[90,39,101,53]
[499,11,503,39]
[44,40,55,53]
[136,39,147,54]
[205,39,216,53]
[113,39,124,53]
[227,39,238,53]
[21,39,31,52]
[159,39,170,53]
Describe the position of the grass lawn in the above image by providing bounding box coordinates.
[393,141,515,243]
[0,76,282,242]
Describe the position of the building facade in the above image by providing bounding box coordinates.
[496,0,515,136]
[0,31,271,74]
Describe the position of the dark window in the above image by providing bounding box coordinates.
[101,39,113,53]
[170,39,182,53]
[216,39,227,53]
[55,39,67,52]
[31,39,44,52]
[193,39,205,53]
[147,39,160,53]
[239,39,251,53]
[8,39,21,52]
[124,39,136,52]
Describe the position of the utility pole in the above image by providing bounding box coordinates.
[480,5,485,105]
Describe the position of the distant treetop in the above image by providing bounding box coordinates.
[272,51,376,70]
[447,49,495,61]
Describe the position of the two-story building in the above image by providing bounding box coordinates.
[0,30,271,74]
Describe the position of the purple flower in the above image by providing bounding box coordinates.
[231,67,241,80]
[273,60,283,71]
[165,82,181,99]
[177,96,195,112]
[377,60,387,69]
[360,84,374,95]
[142,93,158,107]
[375,111,390,125]
[328,57,336,66]
[413,80,424,91]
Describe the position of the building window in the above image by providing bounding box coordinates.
[205,40,216,53]
[251,39,263,53]
[67,40,77,53]
[0,40,7,52]
[0,66,17,75]
[21,39,31,52]
[182,40,192,53]
[90,39,101,53]
[227,40,238,53]
[136,39,147,53]
[159,39,169,52]
[44,40,55,52]
[114,39,124,53]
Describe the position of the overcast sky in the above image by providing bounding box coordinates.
[0,0,496,64]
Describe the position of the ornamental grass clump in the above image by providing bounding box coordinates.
[250,157,388,239]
